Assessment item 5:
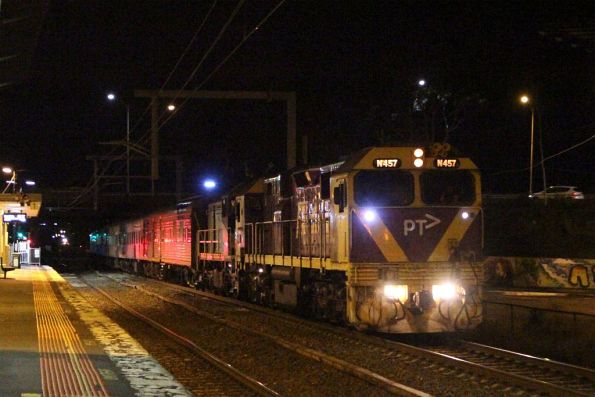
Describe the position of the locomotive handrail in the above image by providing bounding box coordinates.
[247,216,331,268]
[197,227,231,256]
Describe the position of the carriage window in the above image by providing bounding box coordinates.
[354,171,414,206]
[420,170,475,205]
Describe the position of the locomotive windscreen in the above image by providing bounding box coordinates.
[420,170,475,205]
[354,170,414,206]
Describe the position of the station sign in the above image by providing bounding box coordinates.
[3,213,27,223]
[373,158,401,168]
[434,158,460,168]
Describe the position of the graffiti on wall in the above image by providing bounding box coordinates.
[484,257,595,289]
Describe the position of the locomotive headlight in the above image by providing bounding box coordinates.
[461,211,470,220]
[432,282,465,301]
[383,284,408,302]
[363,209,377,222]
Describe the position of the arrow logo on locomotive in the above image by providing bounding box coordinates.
[352,208,481,263]
[403,214,441,236]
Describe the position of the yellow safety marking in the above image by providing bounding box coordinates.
[32,267,110,397]
[98,368,119,381]
[354,209,408,262]
[428,208,479,262]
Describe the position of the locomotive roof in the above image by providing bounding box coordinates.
[333,146,478,173]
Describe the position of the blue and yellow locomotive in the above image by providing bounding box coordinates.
[92,145,483,333]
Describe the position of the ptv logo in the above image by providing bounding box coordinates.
[403,214,441,236]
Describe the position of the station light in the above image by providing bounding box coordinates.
[203,179,216,190]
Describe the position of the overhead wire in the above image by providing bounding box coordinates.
[113,0,249,155]
[156,0,286,131]
[70,1,287,208]
[67,1,220,208]
[486,131,594,177]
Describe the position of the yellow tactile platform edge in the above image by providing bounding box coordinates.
[32,267,109,396]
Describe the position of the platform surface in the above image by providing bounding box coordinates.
[0,265,191,397]
[483,288,595,316]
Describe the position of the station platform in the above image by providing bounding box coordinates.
[0,265,191,397]
[479,288,595,367]
[482,288,595,316]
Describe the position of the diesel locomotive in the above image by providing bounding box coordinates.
[90,144,483,333]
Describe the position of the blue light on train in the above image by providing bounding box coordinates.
[203,179,217,190]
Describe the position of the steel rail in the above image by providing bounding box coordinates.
[461,340,595,382]
[84,280,281,397]
[101,272,594,396]
[391,344,592,397]
[97,273,430,397]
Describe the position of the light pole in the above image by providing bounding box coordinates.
[520,95,535,196]
[107,93,131,194]
[2,167,16,193]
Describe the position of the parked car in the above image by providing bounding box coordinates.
[529,185,584,199]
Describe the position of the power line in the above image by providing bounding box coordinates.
[68,2,221,208]
[156,0,286,131]
[486,132,594,177]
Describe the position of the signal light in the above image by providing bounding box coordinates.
[413,147,424,168]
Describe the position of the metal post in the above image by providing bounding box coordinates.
[529,108,534,196]
[537,110,548,204]
[93,160,98,211]
[126,104,130,194]
[175,157,182,202]
[287,92,297,169]
[151,95,159,182]
[301,134,308,166]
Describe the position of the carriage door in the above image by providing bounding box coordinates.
[332,177,348,263]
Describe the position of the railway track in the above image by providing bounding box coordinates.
[423,340,595,396]
[94,271,595,396]
[78,277,279,397]
[78,272,420,397]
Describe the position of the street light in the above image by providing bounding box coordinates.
[107,92,131,194]
[519,94,535,196]
[2,167,15,193]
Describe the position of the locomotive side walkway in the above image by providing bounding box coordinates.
[0,265,191,397]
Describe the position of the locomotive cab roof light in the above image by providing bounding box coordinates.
[413,147,424,168]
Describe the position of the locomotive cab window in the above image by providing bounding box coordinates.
[420,170,475,205]
[354,170,414,206]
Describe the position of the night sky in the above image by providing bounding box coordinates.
[1,1,593,197]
